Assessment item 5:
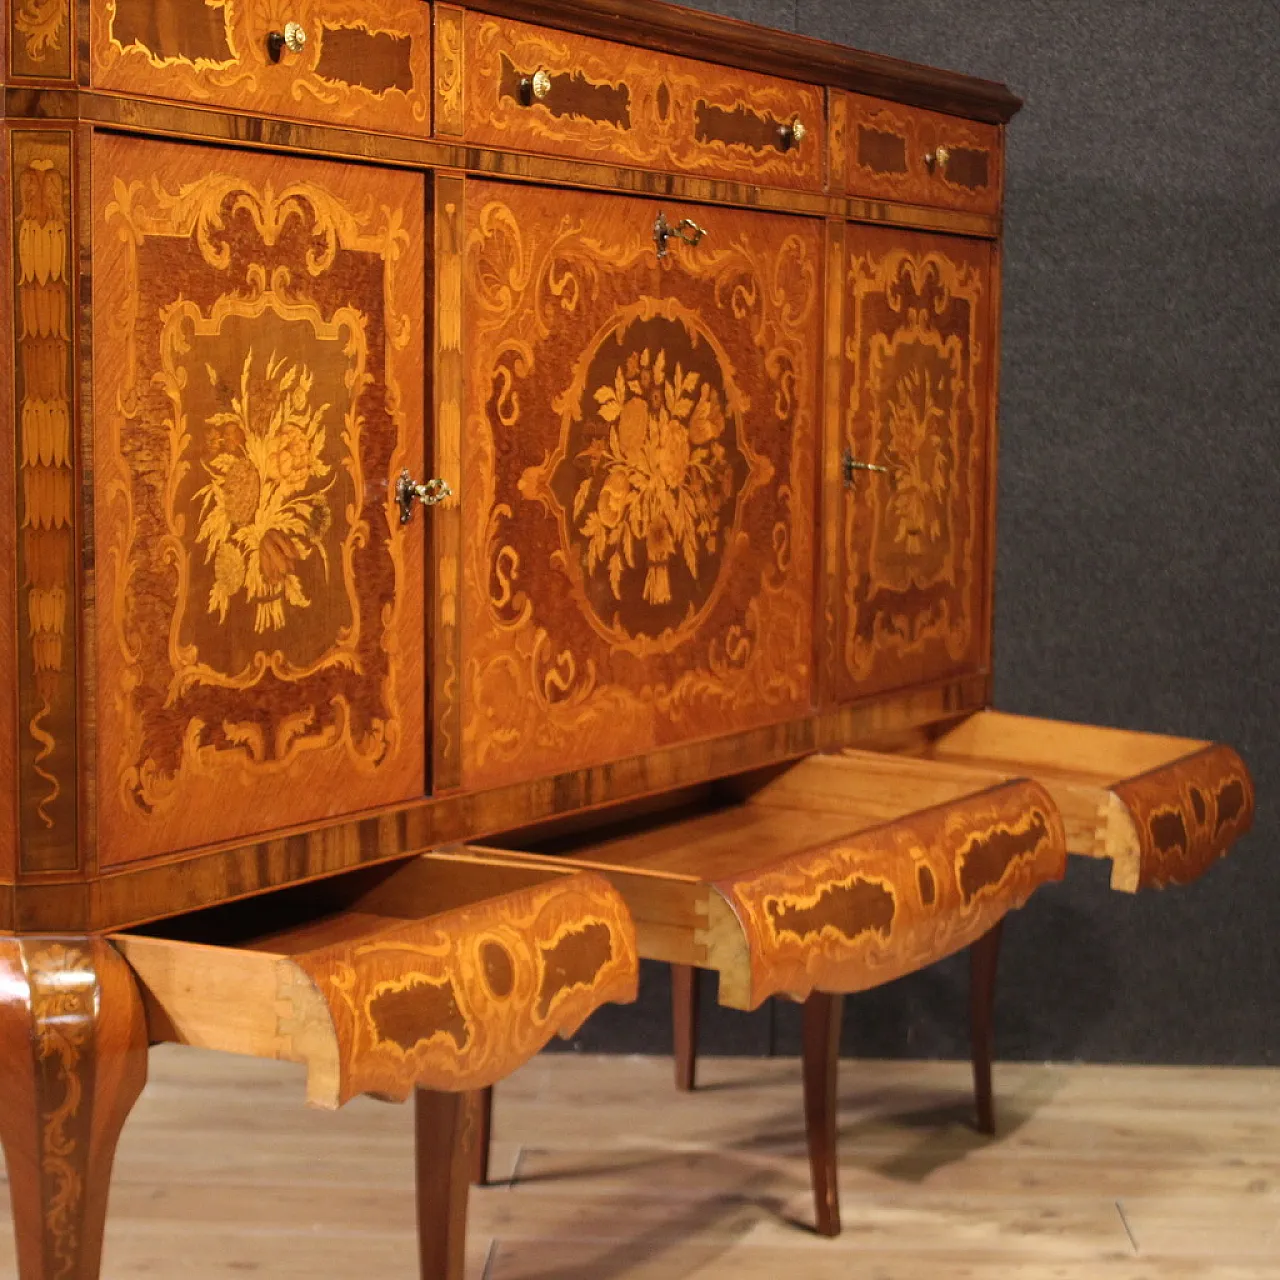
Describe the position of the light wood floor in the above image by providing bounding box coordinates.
[0,1047,1275,1278]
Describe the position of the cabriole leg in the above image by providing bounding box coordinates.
[671,963,700,1092]
[802,991,845,1238]
[969,918,1005,1136]
[0,936,148,1280]
[415,1089,471,1280]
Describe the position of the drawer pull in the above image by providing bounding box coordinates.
[653,211,707,259]
[780,116,807,150]
[924,145,951,173]
[395,470,453,524]
[266,21,308,62]
[842,449,890,488]
[520,69,553,104]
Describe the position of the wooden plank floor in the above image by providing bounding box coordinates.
[0,1047,1275,1277]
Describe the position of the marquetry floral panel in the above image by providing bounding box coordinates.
[465,14,824,192]
[838,227,993,700]
[461,182,819,789]
[92,135,426,866]
[90,0,432,135]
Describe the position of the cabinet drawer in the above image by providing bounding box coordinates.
[461,12,824,191]
[114,851,638,1107]
[91,0,432,134]
[478,754,1066,1010]
[881,711,1256,891]
[838,91,1002,215]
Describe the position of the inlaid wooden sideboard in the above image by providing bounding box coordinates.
[0,0,1254,1276]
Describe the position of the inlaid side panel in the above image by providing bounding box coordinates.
[92,135,427,866]
[9,0,72,79]
[464,13,824,191]
[842,91,1003,216]
[836,226,993,701]
[11,130,77,873]
[461,182,820,790]
[90,0,432,135]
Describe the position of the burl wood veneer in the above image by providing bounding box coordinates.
[0,0,1255,1274]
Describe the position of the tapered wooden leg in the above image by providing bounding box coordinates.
[465,1087,492,1186]
[802,991,844,1238]
[970,918,1005,1137]
[671,963,700,1092]
[415,1089,471,1280]
[0,936,148,1280]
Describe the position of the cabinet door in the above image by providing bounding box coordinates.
[834,227,993,701]
[461,182,820,790]
[92,134,426,866]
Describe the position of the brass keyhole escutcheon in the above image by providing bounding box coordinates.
[396,470,453,525]
[841,449,891,490]
[925,145,951,173]
[267,21,307,62]
[653,211,708,259]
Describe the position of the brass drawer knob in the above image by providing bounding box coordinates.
[780,116,807,150]
[520,69,553,104]
[267,21,307,62]
[396,470,453,525]
[924,145,951,172]
[653,211,707,259]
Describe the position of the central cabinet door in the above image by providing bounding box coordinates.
[92,134,427,866]
[461,181,821,789]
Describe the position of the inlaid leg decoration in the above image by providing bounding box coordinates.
[415,1089,472,1280]
[671,963,700,1092]
[802,991,845,1238]
[0,937,148,1280]
[969,919,1004,1136]
[465,1087,492,1187]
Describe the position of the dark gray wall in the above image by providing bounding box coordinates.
[559,0,1279,1065]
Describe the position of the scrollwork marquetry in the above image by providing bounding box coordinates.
[1113,744,1255,891]
[434,3,466,136]
[10,0,72,78]
[461,184,819,789]
[712,780,1066,1010]
[91,0,431,135]
[92,135,425,866]
[12,132,77,872]
[839,229,992,699]
[466,14,824,191]
[289,872,639,1106]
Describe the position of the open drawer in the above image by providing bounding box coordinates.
[468,760,1067,1012]
[852,711,1256,892]
[113,853,638,1109]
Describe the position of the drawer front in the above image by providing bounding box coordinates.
[92,134,427,866]
[460,180,821,790]
[462,13,824,191]
[834,226,994,701]
[91,0,432,134]
[840,91,1002,215]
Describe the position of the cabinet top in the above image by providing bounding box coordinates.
[466,0,1023,124]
